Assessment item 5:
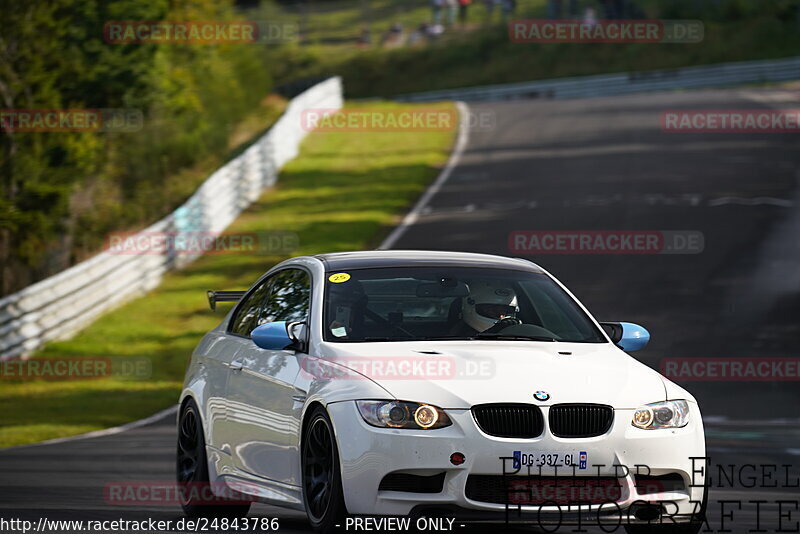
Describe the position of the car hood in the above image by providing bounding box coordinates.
[316,340,666,409]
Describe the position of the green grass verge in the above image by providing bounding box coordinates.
[264,2,800,98]
[0,100,455,449]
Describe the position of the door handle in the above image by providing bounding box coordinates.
[230,360,244,372]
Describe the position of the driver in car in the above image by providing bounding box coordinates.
[450,282,522,336]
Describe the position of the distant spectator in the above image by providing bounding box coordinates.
[583,6,597,26]
[547,0,563,19]
[407,22,429,45]
[567,0,580,18]
[459,0,472,25]
[431,0,444,25]
[445,0,459,26]
[381,22,405,48]
[483,0,497,24]
[357,27,371,48]
[501,0,516,21]
[428,23,445,36]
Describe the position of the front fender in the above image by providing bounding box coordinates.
[296,355,396,407]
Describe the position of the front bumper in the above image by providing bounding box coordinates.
[327,401,706,524]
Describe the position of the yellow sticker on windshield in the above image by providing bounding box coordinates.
[328,272,351,284]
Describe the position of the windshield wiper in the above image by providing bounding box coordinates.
[361,336,465,342]
[472,333,557,342]
[355,334,558,342]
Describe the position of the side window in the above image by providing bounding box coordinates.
[261,269,311,324]
[229,279,272,337]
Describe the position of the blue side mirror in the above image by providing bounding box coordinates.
[600,321,650,352]
[251,321,293,350]
[618,322,650,352]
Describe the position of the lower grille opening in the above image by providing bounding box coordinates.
[379,472,446,493]
[634,473,686,494]
[465,475,623,505]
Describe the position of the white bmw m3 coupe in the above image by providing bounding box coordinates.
[178,250,706,533]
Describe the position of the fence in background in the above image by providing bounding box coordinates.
[396,56,800,102]
[0,77,343,360]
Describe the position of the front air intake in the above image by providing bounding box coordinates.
[378,472,446,493]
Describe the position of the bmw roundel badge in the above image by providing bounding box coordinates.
[533,391,550,401]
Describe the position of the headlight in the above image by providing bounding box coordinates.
[632,400,690,429]
[356,400,452,430]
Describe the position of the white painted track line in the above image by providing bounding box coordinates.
[379,101,471,250]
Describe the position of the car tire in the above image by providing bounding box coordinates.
[177,399,252,518]
[302,406,348,534]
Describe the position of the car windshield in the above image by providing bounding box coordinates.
[323,267,606,343]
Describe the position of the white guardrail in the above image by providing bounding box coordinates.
[396,56,800,102]
[0,77,343,360]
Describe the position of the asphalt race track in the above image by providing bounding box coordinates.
[2,87,799,533]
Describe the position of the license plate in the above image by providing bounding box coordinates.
[512,450,589,470]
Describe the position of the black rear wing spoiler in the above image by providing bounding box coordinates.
[207,290,246,311]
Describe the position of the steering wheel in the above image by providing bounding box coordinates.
[484,317,523,334]
[363,307,415,338]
